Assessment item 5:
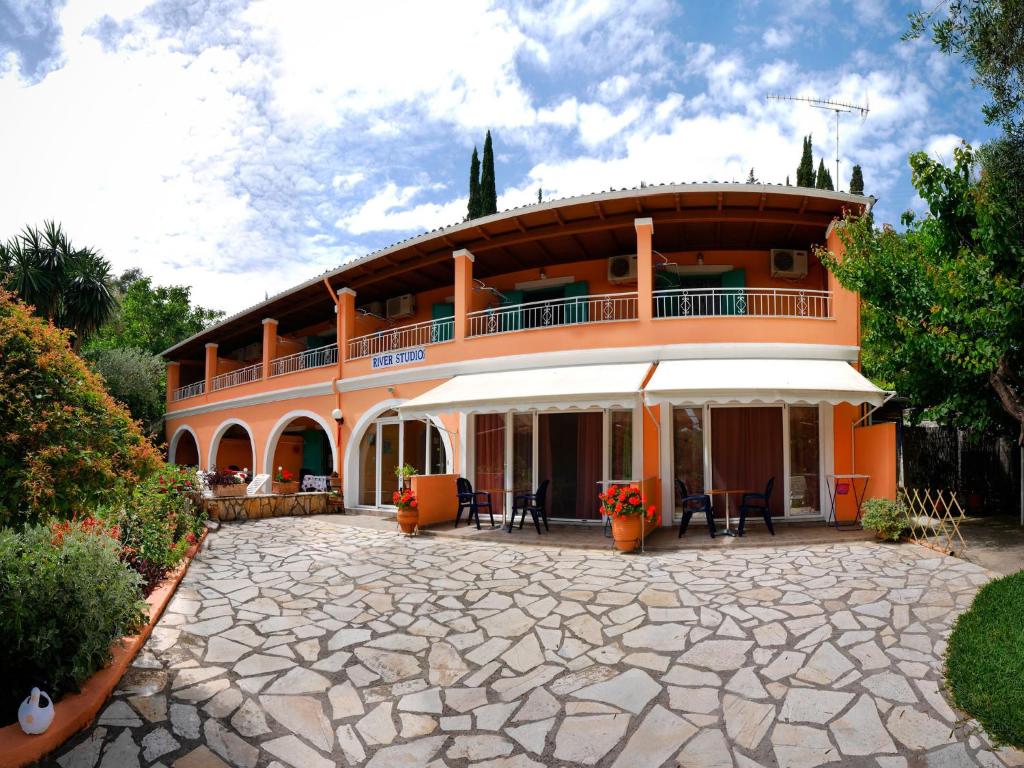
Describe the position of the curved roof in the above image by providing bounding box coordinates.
[163,182,873,360]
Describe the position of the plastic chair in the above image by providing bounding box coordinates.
[738,477,776,536]
[510,480,550,534]
[455,477,494,530]
[677,479,715,538]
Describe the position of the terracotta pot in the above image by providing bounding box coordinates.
[272,481,299,495]
[329,477,343,490]
[611,515,643,552]
[213,484,246,498]
[396,508,418,534]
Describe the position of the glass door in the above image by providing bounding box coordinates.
[378,422,400,507]
[538,412,602,520]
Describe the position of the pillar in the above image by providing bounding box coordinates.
[166,361,180,404]
[262,318,278,379]
[453,248,475,343]
[337,288,357,374]
[204,343,218,394]
[635,218,654,323]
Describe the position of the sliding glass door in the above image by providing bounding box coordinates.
[357,410,450,507]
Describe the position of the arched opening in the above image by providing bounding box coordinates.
[268,414,336,484]
[169,427,200,467]
[210,423,256,473]
[352,407,451,508]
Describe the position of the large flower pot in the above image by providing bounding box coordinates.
[213,484,246,498]
[273,481,299,495]
[396,508,418,534]
[611,515,643,552]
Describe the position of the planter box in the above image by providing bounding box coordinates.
[212,484,246,498]
[272,481,299,495]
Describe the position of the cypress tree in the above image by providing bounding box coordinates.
[480,130,497,216]
[796,135,815,187]
[467,147,482,220]
[537,188,542,203]
[746,167,758,183]
[849,164,864,194]
[815,159,835,190]
[785,175,791,186]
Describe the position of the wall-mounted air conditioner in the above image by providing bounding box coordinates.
[607,254,638,284]
[770,249,808,278]
[386,293,415,319]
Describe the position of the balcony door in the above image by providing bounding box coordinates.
[357,410,449,507]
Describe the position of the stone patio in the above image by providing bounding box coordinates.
[44,516,1023,768]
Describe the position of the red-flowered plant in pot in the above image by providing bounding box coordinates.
[272,466,298,495]
[393,488,419,534]
[599,483,659,552]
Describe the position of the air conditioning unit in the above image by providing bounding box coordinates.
[770,249,808,278]
[386,293,415,319]
[364,301,385,317]
[607,254,638,284]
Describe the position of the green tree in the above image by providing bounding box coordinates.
[88,348,166,438]
[0,221,115,349]
[480,130,497,215]
[907,1,1024,134]
[467,146,482,220]
[815,159,834,190]
[796,135,816,187]
[746,167,758,183]
[86,273,223,356]
[849,164,865,194]
[0,291,161,526]
[818,142,1024,441]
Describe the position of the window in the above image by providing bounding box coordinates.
[788,406,820,514]
[609,410,633,481]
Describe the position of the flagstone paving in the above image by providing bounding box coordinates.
[44,516,1024,768]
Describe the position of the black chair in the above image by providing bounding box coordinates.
[677,479,716,538]
[510,480,550,534]
[738,477,776,536]
[455,477,494,530]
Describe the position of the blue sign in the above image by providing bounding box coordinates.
[371,347,426,369]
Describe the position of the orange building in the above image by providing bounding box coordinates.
[162,183,895,529]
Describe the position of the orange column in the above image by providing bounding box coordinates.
[261,318,278,380]
[203,343,218,394]
[825,220,859,346]
[453,249,475,343]
[635,217,654,323]
[335,288,357,477]
[166,361,180,405]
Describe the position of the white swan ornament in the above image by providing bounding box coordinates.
[18,687,55,735]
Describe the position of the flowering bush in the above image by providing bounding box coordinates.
[392,488,418,513]
[599,484,659,525]
[205,468,246,487]
[275,467,294,483]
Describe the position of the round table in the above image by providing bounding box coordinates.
[706,488,752,537]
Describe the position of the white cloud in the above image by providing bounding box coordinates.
[336,184,465,236]
[762,27,794,49]
[925,133,964,163]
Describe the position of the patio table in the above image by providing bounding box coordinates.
[706,488,752,537]
[485,488,514,528]
[825,474,870,529]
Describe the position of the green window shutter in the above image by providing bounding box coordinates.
[720,268,746,315]
[431,302,454,342]
[302,429,324,474]
[562,281,589,323]
[500,290,524,332]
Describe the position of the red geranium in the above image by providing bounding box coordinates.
[599,483,655,521]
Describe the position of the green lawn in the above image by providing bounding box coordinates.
[946,569,1024,748]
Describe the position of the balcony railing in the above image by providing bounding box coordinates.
[172,380,205,402]
[653,288,832,319]
[271,343,338,377]
[211,362,262,391]
[468,291,638,338]
[348,318,454,360]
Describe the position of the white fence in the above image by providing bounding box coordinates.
[467,292,638,337]
[653,288,832,319]
[348,318,454,360]
[172,380,205,402]
[211,362,262,391]
[270,343,338,377]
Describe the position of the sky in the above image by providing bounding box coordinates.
[0,0,998,316]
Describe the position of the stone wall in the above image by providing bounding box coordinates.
[204,492,336,522]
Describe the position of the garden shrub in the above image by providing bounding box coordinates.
[0,291,161,527]
[860,497,908,541]
[0,521,146,721]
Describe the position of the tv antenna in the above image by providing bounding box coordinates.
[766,94,869,190]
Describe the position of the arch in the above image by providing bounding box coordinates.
[208,418,257,473]
[168,425,201,467]
[343,399,454,508]
[262,410,339,478]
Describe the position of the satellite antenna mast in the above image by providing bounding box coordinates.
[766,94,869,189]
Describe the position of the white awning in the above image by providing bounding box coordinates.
[397,363,652,417]
[643,358,887,407]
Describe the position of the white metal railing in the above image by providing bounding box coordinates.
[468,291,638,337]
[653,288,832,319]
[211,362,262,391]
[270,343,338,377]
[347,317,454,360]
[172,380,205,402]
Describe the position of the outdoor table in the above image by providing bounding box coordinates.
[706,488,752,537]
[485,489,514,528]
[825,474,870,529]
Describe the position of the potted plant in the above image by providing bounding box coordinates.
[860,497,907,541]
[395,463,417,490]
[272,466,298,495]
[394,488,418,534]
[207,469,247,497]
[600,483,659,553]
[327,488,344,511]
